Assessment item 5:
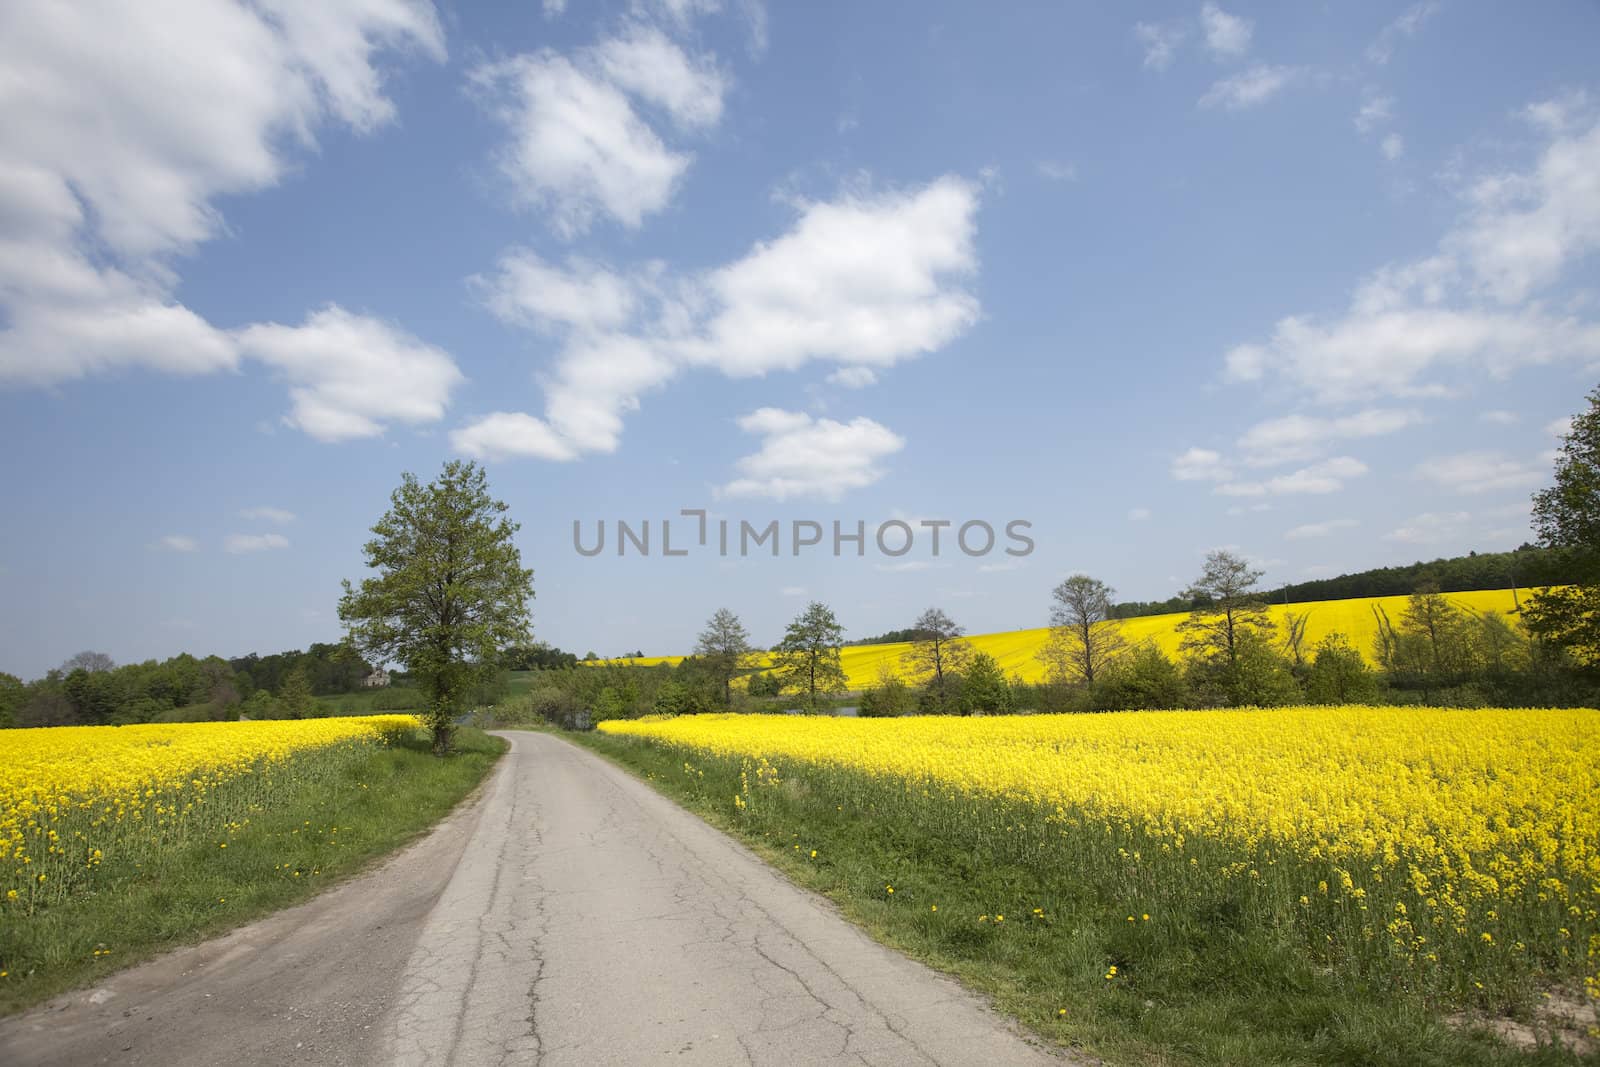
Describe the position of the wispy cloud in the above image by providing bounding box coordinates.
[1199,65,1299,110]
[225,532,290,554]
[1284,518,1359,541]
[239,506,295,524]
[1415,452,1546,494]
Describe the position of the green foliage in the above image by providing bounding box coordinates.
[1187,630,1301,708]
[499,644,579,671]
[858,670,916,717]
[959,652,1012,714]
[339,461,534,752]
[771,601,848,710]
[1305,633,1379,704]
[226,643,372,698]
[276,668,315,719]
[653,679,698,716]
[1526,387,1600,667]
[240,690,279,720]
[1092,643,1190,711]
[746,671,782,697]
[0,672,21,728]
[694,608,754,705]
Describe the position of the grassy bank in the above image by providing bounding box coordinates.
[0,726,503,1015]
[572,725,1592,1067]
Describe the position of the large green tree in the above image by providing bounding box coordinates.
[772,601,848,711]
[694,608,754,705]
[340,461,533,752]
[1525,386,1600,666]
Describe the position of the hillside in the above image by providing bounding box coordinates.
[597,588,1529,689]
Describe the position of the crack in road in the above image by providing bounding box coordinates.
[1,731,1076,1067]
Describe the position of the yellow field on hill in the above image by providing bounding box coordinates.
[601,588,1529,688]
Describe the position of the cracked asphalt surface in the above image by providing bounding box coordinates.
[1,730,1070,1066]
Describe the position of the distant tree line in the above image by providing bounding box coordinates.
[491,386,1600,726]
[0,642,380,729]
[1104,545,1571,620]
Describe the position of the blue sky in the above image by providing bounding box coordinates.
[3,0,1598,679]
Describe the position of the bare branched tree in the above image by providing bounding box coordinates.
[1040,574,1126,685]
[901,607,974,710]
[1176,550,1274,665]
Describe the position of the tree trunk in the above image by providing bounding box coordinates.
[432,724,453,755]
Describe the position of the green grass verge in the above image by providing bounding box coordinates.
[0,727,504,1016]
[568,729,1589,1067]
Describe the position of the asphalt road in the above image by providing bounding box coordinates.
[0,731,1071,1066]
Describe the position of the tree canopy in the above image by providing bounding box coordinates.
[339,461,533,752]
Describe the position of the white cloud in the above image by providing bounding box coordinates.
[1218,456,1369,497]
[1221,103,1600,403]
[239,506,295,524]
[1381,133,1405,161]
[1134,21,1185,71]
[874,560,936,573]
[1128,507,1152,521]
[472,250,643,335]
[1284,518,1358,540]
[1546,415,1574,437]
[1200,3,1252,59]
[1354,95,1394,133]
[1199,65,1299,110]
[236,306,463,442]
[779,585,806,597]
[1237,407,1422,466]
[468,26,725,238]
[544,0,566,15]
[687,177,980,375]
[592,24,727,129]
[1479,410,1519,425]
[718,408,904,500]
[1367,2,1439,66]
[158,534,199,553]
[225,532,289,554]
[827,366,879,389]
[1385,511,1470,545]
[452,411,578,462]
[0,1,454,436]
[1172,447,1232,482]
[470,53,689,237]
[1415,451,1546,494]
[465,175,981,459]
[1036,160,1077,182]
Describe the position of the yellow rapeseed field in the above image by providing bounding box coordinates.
[601,707,1600,1000]
[598,589,1528,688]
[0,716,417,913]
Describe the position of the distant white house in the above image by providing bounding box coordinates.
[362,667,390,689]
